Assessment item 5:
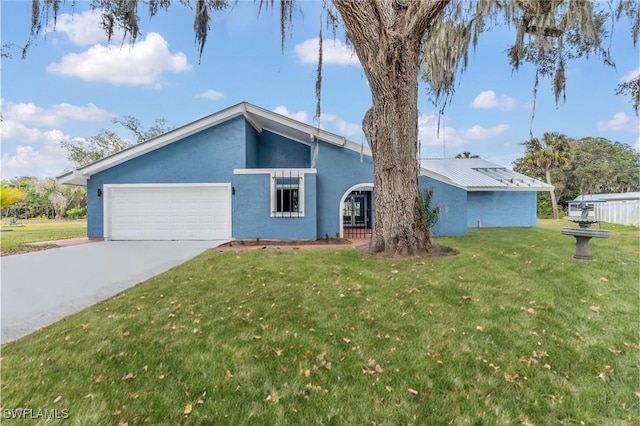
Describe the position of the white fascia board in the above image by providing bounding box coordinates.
[79,104,246,177]
[243,110,264,132]
[57,170,88,186]
[466,185,555,192]
[245,103,349,148]
[234,168,318,175]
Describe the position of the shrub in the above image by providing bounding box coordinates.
[422,187,440,228]
[66,207,86,219]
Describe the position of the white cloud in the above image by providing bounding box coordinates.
[621,67,639,83]
[194,89,225,101]
[0,122,72,179]
[471,90,518,110]
[462,124,510,139]
[47,32,191,86]
[319,113,362,137]
[417,114,509,151]
[2,100,113,127]
[294,38,359,66]
[596,112,639,132]
[47,11,121,46]
[273,106,309,123]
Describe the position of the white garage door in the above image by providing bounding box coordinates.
[106,184,231,240]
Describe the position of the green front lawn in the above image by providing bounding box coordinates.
[0,219,87,256]
[1,220,637,424]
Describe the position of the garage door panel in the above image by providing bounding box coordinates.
[108,185,230,240]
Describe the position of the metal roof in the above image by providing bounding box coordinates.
[571,192,640,202]
[420,158,554,192]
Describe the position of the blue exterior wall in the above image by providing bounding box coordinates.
[467,191,537,228]
[87,117,246,238]
[314,142,374,238]
[258,131,310,168]
[232,172,317,240]
[420,176,467,236]
[245,121,260,168]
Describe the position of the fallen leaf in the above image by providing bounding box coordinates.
[599,277,608,282]
[608,348,622,355]
[589,306,600,313]
[184,404,193,415]
[461,296,472,302]
[84,393,94,400]
[122,372,136,381]
[54,395,62,403]
[122,331,130,337]
[576,332,585,342]
[476,326,484,332]
[342,337,351,344]
[543,363,552,370]
[407,388,419,395]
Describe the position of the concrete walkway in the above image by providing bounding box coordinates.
[1,240,224,343]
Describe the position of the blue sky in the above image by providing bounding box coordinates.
[1,0,638,180]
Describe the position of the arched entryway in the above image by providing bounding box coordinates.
[339,183,374,240]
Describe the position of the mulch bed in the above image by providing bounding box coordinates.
[214,238,359,252]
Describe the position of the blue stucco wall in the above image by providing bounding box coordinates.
[87,117,246,238]
[232,172,317,240]
[467,191,537,228]
[314,142,374,238]
[420,176,467,236]
[245,121,260,168]
[258,131,311,168]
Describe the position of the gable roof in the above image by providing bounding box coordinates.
[58,102,372,186]
[420,158,554,191]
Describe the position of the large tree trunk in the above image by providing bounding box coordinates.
[333,0,449,256]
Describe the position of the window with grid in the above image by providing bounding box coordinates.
[272,172,304,217]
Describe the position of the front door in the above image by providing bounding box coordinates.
[343,191,372,239]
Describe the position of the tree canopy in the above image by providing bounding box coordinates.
[62,116,172,168]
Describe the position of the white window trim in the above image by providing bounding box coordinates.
[271,172,304,218]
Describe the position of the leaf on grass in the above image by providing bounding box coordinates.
[608,348,622,355]
[122,331,130,337]
[81,323,90,330]
[575,332,586,342]
[461,296,472,302]
[407,388,418,395]
[184,404,193,415]
[225,370,233,378]
[122,372,136,381]
[589,305,600,313]
[543,363,552,370]
[54,395,62,403]
[362,359,384,375]
[634,391,640,399]
[83,393,94,400]
[518,414,534,426]
[342,337,351,344]
[476,326,484,332]
[504,373,520,383]
[599,277,608,282]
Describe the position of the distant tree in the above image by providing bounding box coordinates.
[519,132,573,219]
[455,151,480,159]
[24,0,638,256]
[62,116,172,168]
[564,137,640,194]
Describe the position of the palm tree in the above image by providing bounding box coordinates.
[523,132,573,219]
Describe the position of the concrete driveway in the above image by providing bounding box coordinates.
[1,240,225,343]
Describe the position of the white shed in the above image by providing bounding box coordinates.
[568,193,640,226]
